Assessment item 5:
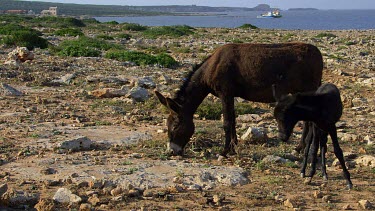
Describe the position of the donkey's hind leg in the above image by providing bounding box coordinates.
[295,121,309,153]
[307,125,320,179]
[319,130,329,181]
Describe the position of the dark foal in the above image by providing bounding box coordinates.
[273,83,353,189]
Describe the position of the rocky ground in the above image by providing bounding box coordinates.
[0,27,374,210]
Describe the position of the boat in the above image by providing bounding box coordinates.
[257,9,282,18]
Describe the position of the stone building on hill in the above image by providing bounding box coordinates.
[41,7,58,16]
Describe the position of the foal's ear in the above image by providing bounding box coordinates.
[155,91,168,107]
[166,98,182,114]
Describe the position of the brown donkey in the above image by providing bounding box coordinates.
[155,43,323,156]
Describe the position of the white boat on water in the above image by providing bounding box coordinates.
[257,9,282,18]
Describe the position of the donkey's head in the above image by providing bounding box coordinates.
[155,91,195,155]
[272,85,299,142]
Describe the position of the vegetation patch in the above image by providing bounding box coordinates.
[54,28,84,37]
[122,23,148,31]
[1,30,49,50]
[53,36,118,57]
[315,32,337,39]
[143,25,195,38]
[238,23,258,29]
[196,100,255,120]
[105,50,179,68]
[31,16,86,28]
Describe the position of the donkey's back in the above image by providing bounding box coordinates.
[200,43,323,103]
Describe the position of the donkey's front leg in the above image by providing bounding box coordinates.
[220,96,237,156]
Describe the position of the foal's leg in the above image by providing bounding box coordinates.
[300,123,314,178]
[308,125,320,179]
[329,125,353,189]
[220,96,237,156]
[295,121,309,153]
[320,131,328,181]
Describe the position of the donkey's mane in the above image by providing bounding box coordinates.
[174,55,211,103]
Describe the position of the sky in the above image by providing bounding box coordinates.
[25,0,375,10]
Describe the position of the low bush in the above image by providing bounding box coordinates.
[53,36,117,57]
[96,34,115,40]
[122,23,147,31]
[31,16,86,28]
[2,31,49,50]
[0,23,41,35]
[238,23,259,29]
[54,28,84,37]
[143,25,195,38]
[105,50,179,68]
[315,33,337,39]
[117,33,131,40]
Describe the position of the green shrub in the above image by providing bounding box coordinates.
[105,21,119,25]
[117,33,131,40]
[31,16,86,28]
[238,23,258,29]
[315,33,337,39]
[2,31,48,50]
[54,36,117,57]
[0,23,41,35]
[54,28,84,36]
[96,34,114,40]
[105,50,179,68]
[143,25,195,38]
[122,23,147,31]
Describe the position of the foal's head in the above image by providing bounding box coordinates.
[155,91,195,155]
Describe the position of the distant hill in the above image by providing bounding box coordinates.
[0,0,274,16]
[288,8,319,11]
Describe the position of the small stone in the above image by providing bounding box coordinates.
[34,198,56,211]
[53,188,82,204]
[274,194,284,202]
[0,183,8,196]
[322,195,332,203]
[358,200,372,210]
[342,204,352,210]
[40,168,56,175]
[110,187,123,196]
[217,155,225,162]
[313,190,323,199]
[213,194,225,205]
[88,195,100,206]
[77,181,89,188]
[128,189,140,197]
[284,199,297,208]
[79,203,92,211]
[303,177,312,185]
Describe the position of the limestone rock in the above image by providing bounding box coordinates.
[34,198,56,211]
[240,127,268,144]
[2,188,39,208]
[136,76,156,89]
[127,86,149,102]
[57,136,92,152]
[4,47,34,65]
[355,155,375,167]
[0,183,8,197]
[262,155,287,164]
[0,83,23,96]
[88,87,128,98]
[358,200,372,209]
[53,188,82,204]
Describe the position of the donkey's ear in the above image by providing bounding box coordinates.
[272,84,280,102]
[155,91,168,107]
[166,98,182,114]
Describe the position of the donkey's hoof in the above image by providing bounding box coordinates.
[323,175,328,181]
[303,177,312,185]
[300,173,305,178]
[347,183,353,190]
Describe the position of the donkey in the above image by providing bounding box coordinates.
[273,83,353,189]
[155,43,323,156]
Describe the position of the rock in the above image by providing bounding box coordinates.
[237,114,262,123]
[284,198,297,208]
[322,195,332,203]
[0,83,23,96]
[110,187,123,196]
[127,86,149,102]
[364,135,373,145]
[88,195,100,206]
[213,194,225,205]
[342,204,352,210]
[40,167,57,175]
[262,155,287,164]
[136,76,156,89]
[88,87,128,98]
[0,183,8,197]
[127,189,140,197]
[240,127,268,144]
[358,200,372,209]
[34,198,56,211]
[49,73,77,86]
[2,189,39,208]
[89,179,105,189]
[313,190,323,199]
[274,194,284,202]
[53,188,82,204]
[158,74,172,84]
[79,203,92,211]
[57,136,92,152]
[4,47,34,65]
[355,155,375,167]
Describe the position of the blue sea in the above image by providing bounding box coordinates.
[95,10,375,30]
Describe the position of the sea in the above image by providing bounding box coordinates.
[94,10,375,30]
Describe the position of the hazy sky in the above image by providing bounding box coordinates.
[26,0,375,10]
